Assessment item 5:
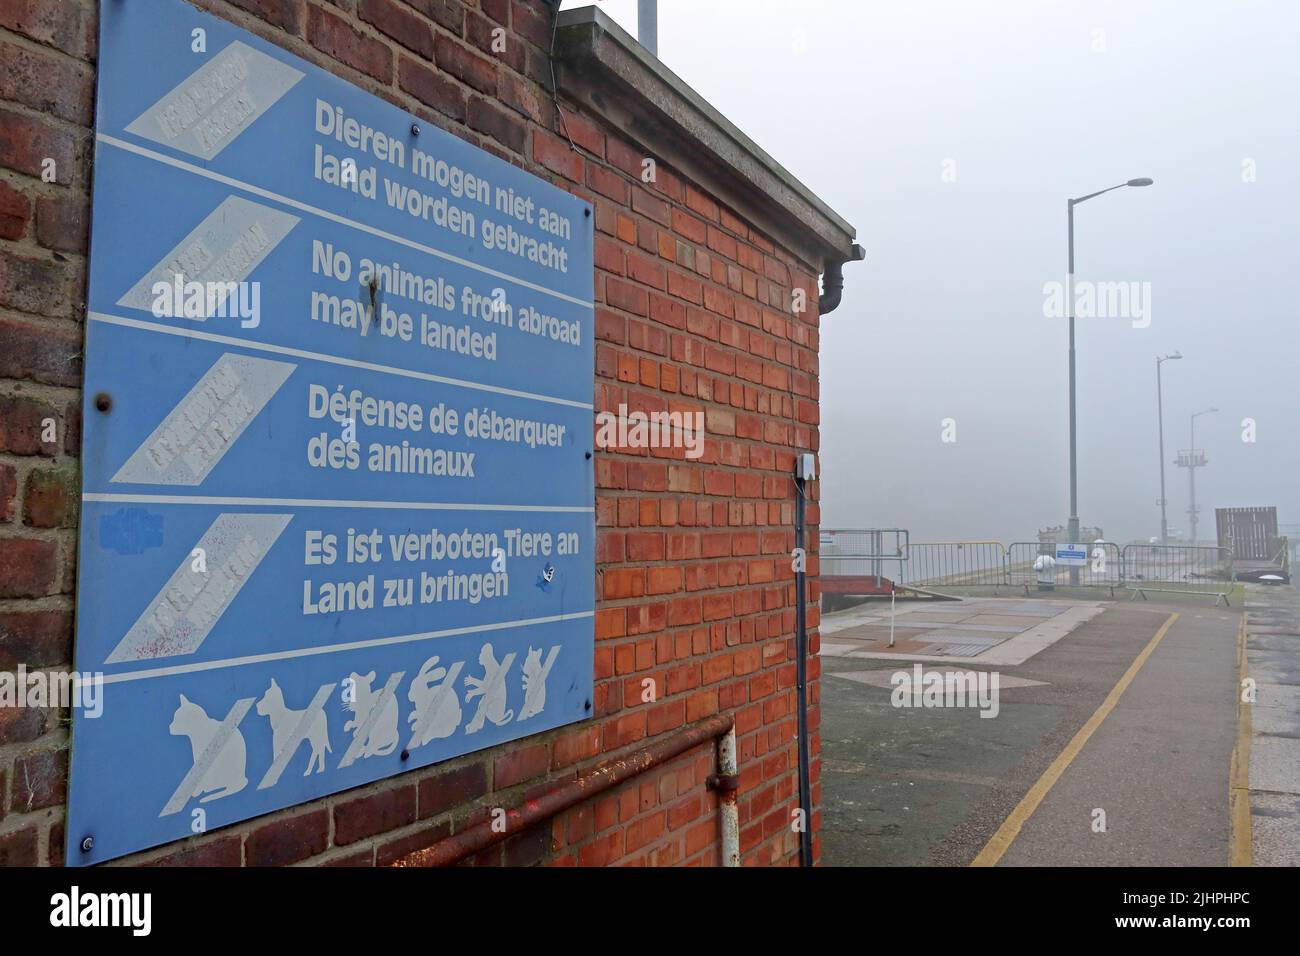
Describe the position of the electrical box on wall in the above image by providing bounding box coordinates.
[796,454,816,481]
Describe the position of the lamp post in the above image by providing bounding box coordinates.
[1156,352,1181,544]
[1065,177,1154,581]
[1188,407,1217,544]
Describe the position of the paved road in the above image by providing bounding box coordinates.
[1241,579,1300,865]
[821,592,1255,866]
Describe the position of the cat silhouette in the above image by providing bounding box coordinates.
[257,678,331,776]
[168,693,248,803]
[343,670,398,758]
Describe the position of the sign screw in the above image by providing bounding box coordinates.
[400,749,410,761]
[584,699,592,711]
[81,836,94,852]
[94,392,112,413]
[410,122,420,136]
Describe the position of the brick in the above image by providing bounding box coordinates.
[145,837,242,867]
[468,95,527,153]
[334,785,417,844]
[502,824,550,866]
[498,70,549,124]
[481,0,510,24]
[0,248,77,317]
[34,193,88,254]
[552,724,601,768]
[0,38,94,125]
[0,538,58,599]
[0,0,96,60]
[307,5,393,83]
[245,809,329,866]
[0,317,82,386]
[359,0,434,57]
[22,465,78,528]
[606,277,648,316]
[0,179,30,240]
[405,0,464,33]
[417,761,488,819]
[494,742,549,789]
[398,56,467,123]
[0,394,59,456]
[0,826,39,866]
[435,33,497,95]
[533,130,582,182]
[224,0,307,35]
[0,608,71,668]
[375,820,452,866]
[511,0,552,48]
[12,747,66,811]
[0,463,15,522]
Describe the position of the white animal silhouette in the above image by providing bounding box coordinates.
[343,670,399,758]
[518,646,560,721]
[464,644,514,733]
[406,655,463,747]
[256,678,331,775]
[169,694,248,802]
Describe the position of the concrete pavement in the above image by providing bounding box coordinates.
[819,590,1274,866]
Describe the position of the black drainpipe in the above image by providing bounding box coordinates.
[794,244,863,867]
[793,471,813,867]
[818,244,865,315]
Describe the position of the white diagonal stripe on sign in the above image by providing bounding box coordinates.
[112,353,295,486]
[116,196,299,316]
[106,513,292,664]
[125,40,303,161]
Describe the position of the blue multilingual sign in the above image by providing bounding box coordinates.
[68,0,594,864]
[1054,544,1088,567]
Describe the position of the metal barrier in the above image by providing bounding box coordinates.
[1007,541,1122,595]
[898,541,1008,590]
[819,532,1237,605]
[1120,545,1234,605]
[820,529,908,594]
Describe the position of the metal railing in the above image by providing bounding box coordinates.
[819,528,909,586]
[1007,541,1123,593]
[1121,544,1234,604]
[819,532,1237,604]
[899,541,1008,590]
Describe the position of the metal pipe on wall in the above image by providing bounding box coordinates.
[389,713,735,867]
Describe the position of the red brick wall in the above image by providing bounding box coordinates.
[0,0,824,867]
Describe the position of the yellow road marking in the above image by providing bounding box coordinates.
[1229,613,1252,867]
[971,611,1179,867]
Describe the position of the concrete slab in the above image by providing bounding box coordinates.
[1248,735,1300,795]
[965,614,1045,627]
[1249,793,1300,867]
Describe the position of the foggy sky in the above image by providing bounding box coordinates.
[564,0,1300,544]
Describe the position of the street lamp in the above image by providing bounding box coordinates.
[1187,407,1217,544]
[1065,177,1154,580]
[1156,352,1181,544]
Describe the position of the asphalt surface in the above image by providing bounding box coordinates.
[821,592,1246,866]
[1242,578,1300,865]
